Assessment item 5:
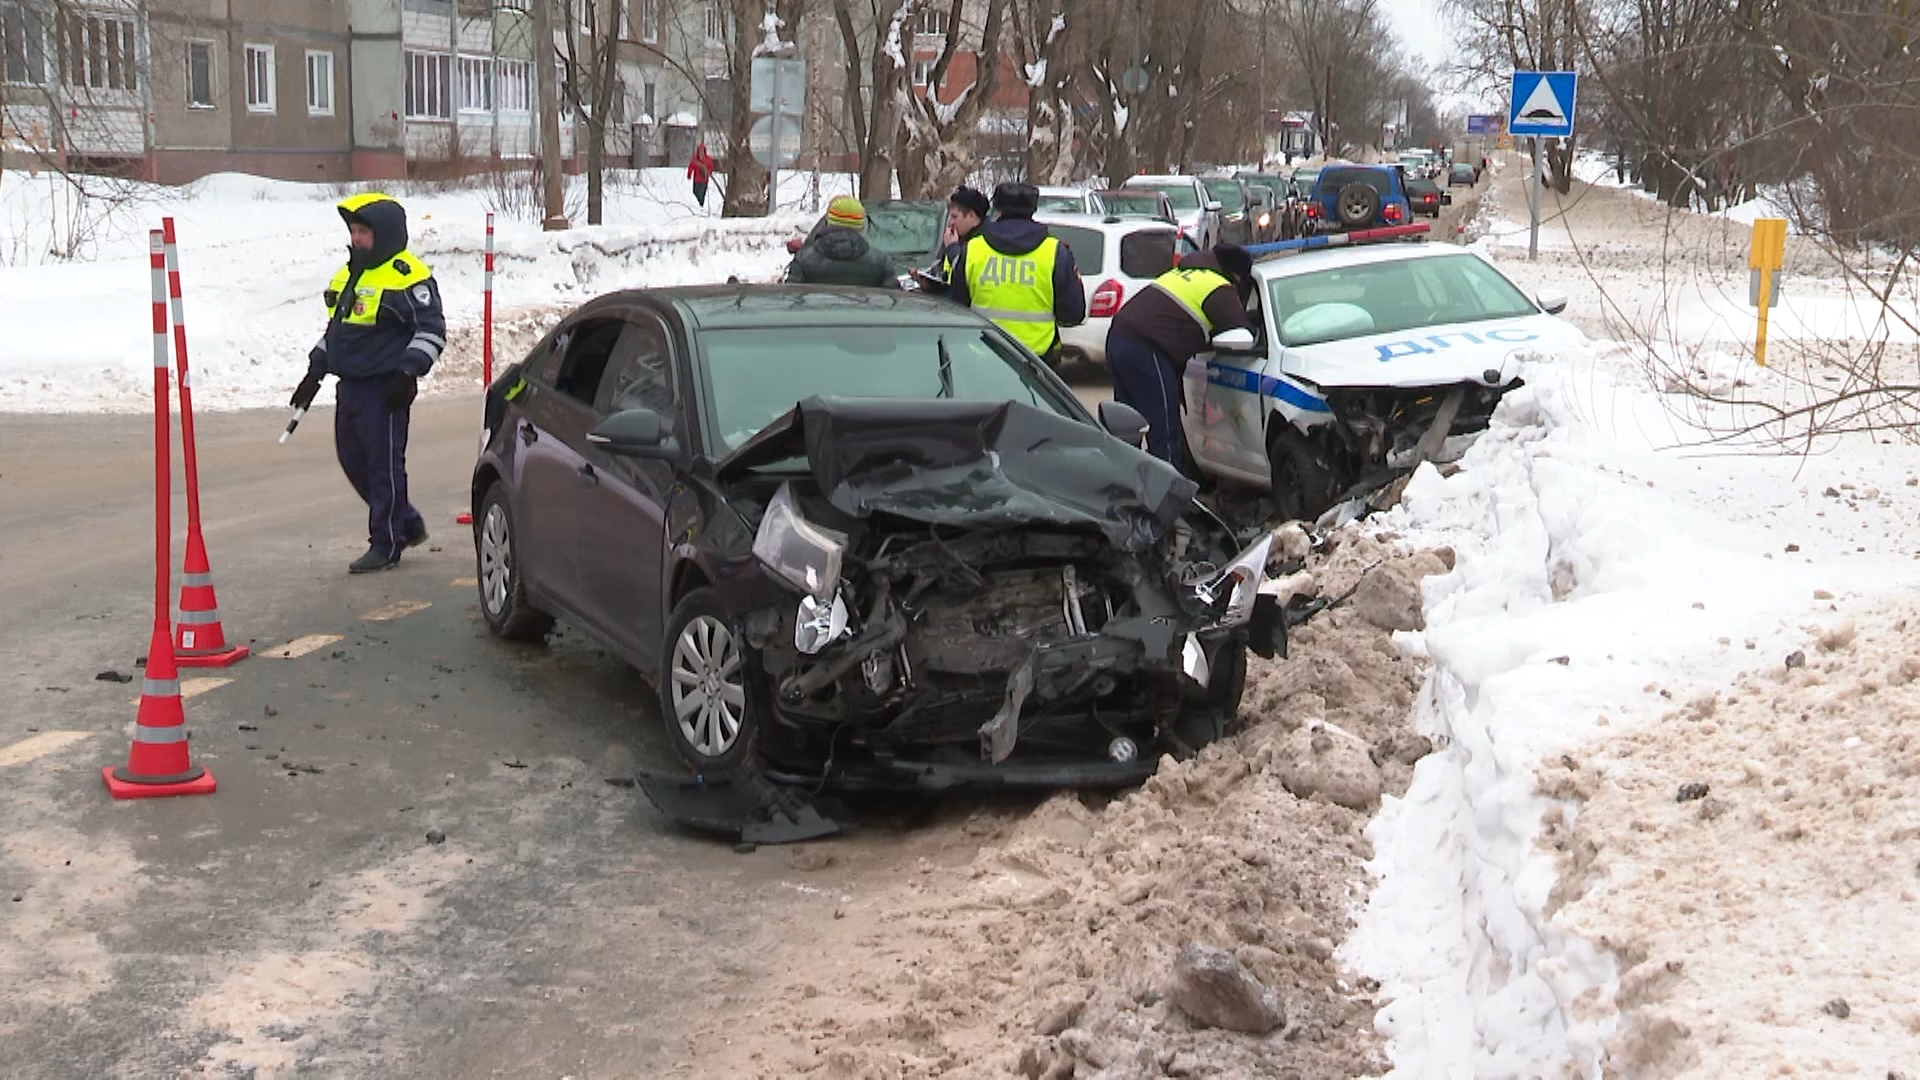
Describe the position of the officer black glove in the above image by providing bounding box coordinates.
[290,369,324,410]
[383,371,418,412]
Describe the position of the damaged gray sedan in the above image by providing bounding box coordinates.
[471,287,1286,794]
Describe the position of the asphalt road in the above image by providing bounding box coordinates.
[0,399,855,1078]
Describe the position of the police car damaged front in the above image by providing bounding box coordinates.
[719,396,1286,789]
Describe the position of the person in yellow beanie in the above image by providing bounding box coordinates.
[785,195,901,288]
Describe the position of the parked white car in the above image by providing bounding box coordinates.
[1037,186,1103,215]
[1182,239,1585,520]
[1120,175,1221,251]
[1036,211,1183,365]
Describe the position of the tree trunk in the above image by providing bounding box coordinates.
[720,0,769,217]
[533,0,569,229]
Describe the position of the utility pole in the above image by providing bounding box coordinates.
[533,0,569,230]
[1323,63,1332,157]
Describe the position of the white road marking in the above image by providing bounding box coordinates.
[0,730,94,768]
[363,600,432,622]
[262,634,342,659]
[451,577,477,588]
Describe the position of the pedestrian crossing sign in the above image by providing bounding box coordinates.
[1508,71,1577,138]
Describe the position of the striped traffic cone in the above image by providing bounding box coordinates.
[103,622,217,799]
[174,531,248,667]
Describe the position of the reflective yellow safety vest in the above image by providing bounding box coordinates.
[964,234,1061,355]
[1149,266,1233,336]
[325,251,433,326]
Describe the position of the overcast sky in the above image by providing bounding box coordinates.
[1385,0,1453,71]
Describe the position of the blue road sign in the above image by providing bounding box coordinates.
[1467,114,1490,135]
[1508,71,1577,138]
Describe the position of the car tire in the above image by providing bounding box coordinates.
[1268,425,1341,523]
[1172,641,1247,750]
[1336,183,1379,228]
[475,483,554,642]
[659,588,759,775]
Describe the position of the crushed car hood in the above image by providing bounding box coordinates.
[1279,313,1584,390]
[716,396,1199,553]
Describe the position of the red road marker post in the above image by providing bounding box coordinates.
[457,211,497,527]
[162,218,249,667]
[104,230,216,800]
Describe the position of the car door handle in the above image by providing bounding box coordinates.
[576,463,598,487]
[520,423,538,446]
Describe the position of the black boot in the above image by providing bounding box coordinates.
[349,548,401,574]
[404,522,430,549]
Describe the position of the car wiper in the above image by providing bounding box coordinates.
[937,336,954,399]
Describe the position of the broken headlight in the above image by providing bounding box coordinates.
[794,591,850,655]
[1194,532,1273,628]
[752,482,846,602]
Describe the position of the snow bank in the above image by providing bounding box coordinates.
[1343,344,1915,1076]
[0,169,851,413]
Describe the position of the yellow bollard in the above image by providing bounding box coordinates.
[1749,218,1788,367]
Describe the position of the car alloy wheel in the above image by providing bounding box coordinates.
[480,502,512,616]
[670,615,746,759]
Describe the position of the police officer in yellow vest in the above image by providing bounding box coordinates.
[1104,244,1256,473]
[945,182,1086,366]
[289,193,447,574]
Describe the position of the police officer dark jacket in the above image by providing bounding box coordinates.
[1107,246,1256,367]
[946,183,1087,358]
[307,193,446,385]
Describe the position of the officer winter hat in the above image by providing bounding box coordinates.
[1214,244,1254,282]
[992,182,1040,218]
[338,193,410,269]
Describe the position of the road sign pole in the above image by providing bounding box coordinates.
[1528,136,1541,262]
[768,59,782,216]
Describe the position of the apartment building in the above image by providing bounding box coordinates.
[0,0,712,184]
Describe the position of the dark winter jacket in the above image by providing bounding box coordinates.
[785,226,902,288]
[309,195,447,381]
[944,217,1088,329]
[1107,250,1253,367]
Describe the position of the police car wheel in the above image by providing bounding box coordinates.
[1268,427,1339,524]
[476,484,554,642]
[660,588,759,774]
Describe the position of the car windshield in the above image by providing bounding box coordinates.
[863,203,945,257]
[699,326,1079,453]
[1101,192,1168,218]
[1134,182,1200,211]
[1266,252,1539,347]
[1202,179,1245,210]
[1038,194,1086,212]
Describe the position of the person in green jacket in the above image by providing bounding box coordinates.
[785,196,901,289]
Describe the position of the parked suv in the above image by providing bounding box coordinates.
[1310,165,1414,232]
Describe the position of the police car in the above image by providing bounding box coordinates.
[1182,225,1584,521]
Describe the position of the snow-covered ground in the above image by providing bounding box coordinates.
[1344,157,1920,1077]
[0,168,851,413]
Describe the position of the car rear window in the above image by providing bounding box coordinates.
[1131,182,1200,211]
[1101,192,1168,218]
[1316,167,1393,197]
[1048,225,1105,275]
[1202,179,1246,211]
[1118,230,1177,279]
[1038,195,1085,213]
[1407,178,1440,196]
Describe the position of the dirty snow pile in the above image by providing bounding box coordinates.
[1343,336,1920,1075]
[719,535,1455,1079]
[0,168,850,413]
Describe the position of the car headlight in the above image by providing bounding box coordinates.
[794,591,850,654]
[752,482,845,602]
[1193,532,1273,627]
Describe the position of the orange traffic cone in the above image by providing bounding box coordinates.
[103,622,216,799]
[174,531,248,667]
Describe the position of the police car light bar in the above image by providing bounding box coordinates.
[1244,222,1431,258]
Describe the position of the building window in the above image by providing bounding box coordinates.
[2,1,49,86]
[643,80,655,122]
[640,0,658,43]
[704,1,723,43]
[912,57,934,88]
[916,7,948,37]
[184,39,213,107]
[457,54,491,112]
[306,50,333,116]
[405,50,452,119]
[243,44,275,112]
[58,10,137,92]
[497,58,530,112]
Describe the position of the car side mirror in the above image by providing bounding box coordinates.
[1210,327,1257,352]
[1098,400,1149,445]
[1204,200,1223,213]
[1536,289,1569,316]
[588,408,679,460]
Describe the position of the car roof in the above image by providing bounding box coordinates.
[1251,241,1486,280]
[1034,211,1178,236]
[1037,185,1089,196]
[571,285,991,332]
[1125,175,1202,187]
